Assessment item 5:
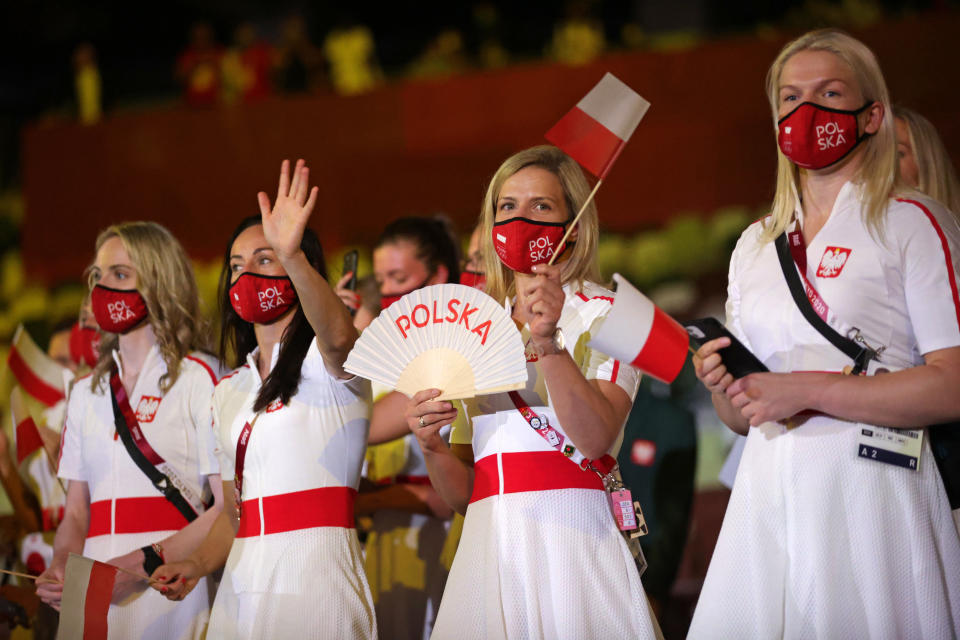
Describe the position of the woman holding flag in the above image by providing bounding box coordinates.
[150,160,377,639]
[404,145,659,638]
[690,29,960,637]
[36,222,223,639]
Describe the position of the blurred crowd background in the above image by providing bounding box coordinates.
[0,0,958,635]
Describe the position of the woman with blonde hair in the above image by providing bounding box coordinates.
[689,29,960,637]
[404,145,658,638]
[36,222,223,639]
[894,105,960,214]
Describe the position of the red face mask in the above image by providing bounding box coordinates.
[229,273,298,324]
[90,285,149,334]
[69,323,100,368]
[777,101,872,170]
[492,217,570,274]
[380,279,429,310]
[459,270,486,290]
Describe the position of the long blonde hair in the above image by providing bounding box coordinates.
[89,222,209,392]
[894,106,960,215]
[480,145,601,303]
[762,29,897,241]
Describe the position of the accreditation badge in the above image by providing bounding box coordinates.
[856,426,923,471]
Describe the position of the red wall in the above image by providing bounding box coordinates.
[22,11,960,283]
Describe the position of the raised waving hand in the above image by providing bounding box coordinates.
[258,159,319,261]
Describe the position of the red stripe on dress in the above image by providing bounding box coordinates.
[469,451,604,504]
[545,106,625,178]
[630,306,689,383]
[7,348,64,407]
[610,359,620,384]
[15,417,44,465]
[87,497,190,537]
[185,355,218,384]
[83,560,116,640]
[576,292,590,302]
[896,198,960,331]
[236,487,357,537]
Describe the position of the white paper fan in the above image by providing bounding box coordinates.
[345,283,527,400]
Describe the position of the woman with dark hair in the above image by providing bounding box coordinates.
[150,160,376,638]
[352,215,460,640]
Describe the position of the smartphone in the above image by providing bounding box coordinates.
[342,250,359,316]
[342,250,358,291]
[684,317,768,378]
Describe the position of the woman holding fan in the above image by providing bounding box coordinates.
[405,145,659,638]
[151,160,377,639]
[36,222,222,639]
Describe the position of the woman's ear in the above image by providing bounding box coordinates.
[429,265,450,286]
[862,101,884,136]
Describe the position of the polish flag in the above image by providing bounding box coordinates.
[588,274,689,383]
[545,73,651,179]
[57,553,117,640]
[7,325,66,407]
[10,386,44,466]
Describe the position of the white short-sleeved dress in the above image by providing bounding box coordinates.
[58,347,220,640]
[207,341,377,639]
[431,281,659,640]
[689,184,960,639]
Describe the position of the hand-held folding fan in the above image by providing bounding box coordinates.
[344,284,527,400]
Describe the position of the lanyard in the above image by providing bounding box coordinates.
[233,416,258,517]
[110,374,165,465]
[506,391,616,476]
[787,227,831,323]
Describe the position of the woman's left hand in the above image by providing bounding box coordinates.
[258,158,320,262]
[104,549,149,604]
[522,264,565,344]
[726,372,814,426]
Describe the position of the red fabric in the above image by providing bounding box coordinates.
[110,374,165,465]
[545,105,625,178]
[42,506,65,531]
[236,487,357,538]
[7,348,64,407]
[83,560,117,640]
[185,355,218,384]
[15,417,44,465]
[87,498,190,538]
[630,306,688,383]
[896,198,960,330]
[469,451,604,504]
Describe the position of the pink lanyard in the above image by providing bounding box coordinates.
[506,391,616,476]
[233,418,256,517]
[787,226,831,323]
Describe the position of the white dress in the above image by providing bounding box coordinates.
[431,282,658,640]
[689,185,960,639]
[208,341,377,639]
[58,347,220,640]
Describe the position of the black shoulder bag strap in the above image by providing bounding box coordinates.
[109,374,199,523]
[775,231,960,509]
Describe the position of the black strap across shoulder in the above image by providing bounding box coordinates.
[109,387,198,523]
[774,232,874,374]
[776,231,960,509]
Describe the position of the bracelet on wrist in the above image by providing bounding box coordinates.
[141,542,165,576]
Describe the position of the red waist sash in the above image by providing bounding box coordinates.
[236,487,356,538]
[87,497,190,538]
[469,451,604,504]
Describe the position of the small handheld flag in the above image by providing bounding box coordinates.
[588,274,689,384]
[57,553,118,640]
[544,74,650,266]
[545,72,650,180]
[8,325,67,407]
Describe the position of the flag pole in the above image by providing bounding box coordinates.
[547,178,603,267]
[0,568,40,581]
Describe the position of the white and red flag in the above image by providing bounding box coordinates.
[545,72,651,179]
[57,553,117,640]
[8,325,67,407]
[588,274,689,384]
[10,386,45,468]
